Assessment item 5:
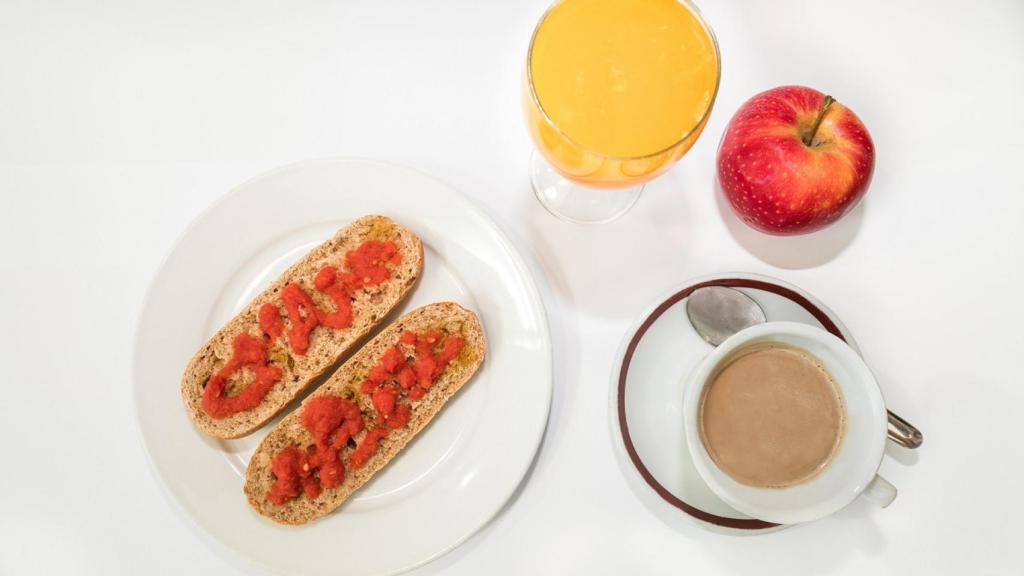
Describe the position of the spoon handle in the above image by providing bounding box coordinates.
[887,410,923,449]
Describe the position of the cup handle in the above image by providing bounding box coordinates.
[860,475,897,508]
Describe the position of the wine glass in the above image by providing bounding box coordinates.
[524,0,721,224]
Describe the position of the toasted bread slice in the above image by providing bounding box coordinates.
[244,302,485,525]
[181,215,423,439]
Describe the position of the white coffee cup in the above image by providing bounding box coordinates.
[682,321,896,525]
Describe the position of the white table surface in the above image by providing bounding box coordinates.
[2,1,1022,574]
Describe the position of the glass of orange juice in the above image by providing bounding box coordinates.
[524,0,720,224]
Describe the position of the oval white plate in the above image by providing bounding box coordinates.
[132,158,551,576]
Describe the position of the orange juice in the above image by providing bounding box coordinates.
[526,0,719,187]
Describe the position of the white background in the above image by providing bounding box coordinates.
[2,0,1023,574]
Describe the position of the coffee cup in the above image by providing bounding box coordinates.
[682,321,896,525]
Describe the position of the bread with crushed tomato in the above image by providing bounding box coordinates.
[244,302,485,525]
[180,215,423,439]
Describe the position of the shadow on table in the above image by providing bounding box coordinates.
[610,430,924,576]
[699,497,888,574]
[885,441,920,466]
[714,178,866,270]
[525,171,696,321]
[615,445,888,572]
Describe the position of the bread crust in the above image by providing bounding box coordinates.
[180,215,424,439]
[244,302,486,525]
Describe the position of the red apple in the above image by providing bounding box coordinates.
[717,85,874,235]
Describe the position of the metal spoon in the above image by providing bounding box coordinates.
[686,286,923,449]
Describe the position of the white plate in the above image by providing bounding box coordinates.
[609,273,858,534]
[132,158,552,575]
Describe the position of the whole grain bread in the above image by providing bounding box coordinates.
[244,302,485,525]
[181,215,423,439]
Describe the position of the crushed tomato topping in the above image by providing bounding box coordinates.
[267,395,364,505]
[201,240,401,419]
[266,328,464,505]
[201,333,283,419]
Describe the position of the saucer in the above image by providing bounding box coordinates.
[610,273,860,532]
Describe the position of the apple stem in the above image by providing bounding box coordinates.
[803,95,835,146]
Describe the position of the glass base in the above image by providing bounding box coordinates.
[529,151,642,225]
